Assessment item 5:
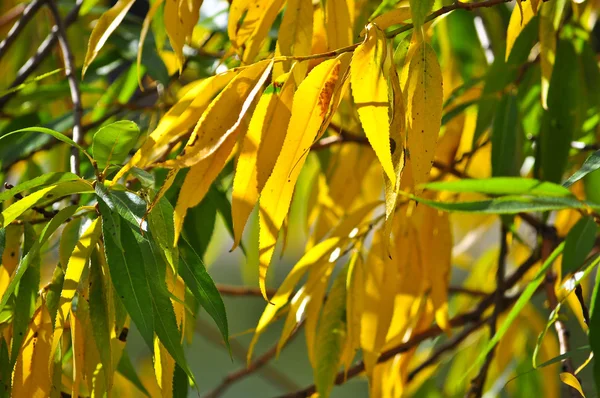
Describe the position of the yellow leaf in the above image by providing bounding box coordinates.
[83,0,136,77]
[51,218,102,364]
[309,6,329,71]
[403,40,443,191]
[304,262,335,366]
[137,0,165,88]
[173,129,238,244]
[0,225,21,297]
[248,237,344,363]
[273,0,313,80]
[418,205,452,331]
[112,72,236,184]
[342,249,364,371]
[364,7,411,34]
[360,230,399,376]
[71,300,88,397]
[560,372,585,397]
[506,1,535,62]
[351,24,395,183]
[257,54,351,299]
[164,0,203,71]
[161,60,273,169]
[12,302,53,398]
[154,337,175,398]
[325,0,353,51]
[231,72,297,250]
[383,43,406,249]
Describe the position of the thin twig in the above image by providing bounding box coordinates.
[216,284,277,297]
[466,225,508,398]
[0,0,83,110]
[46,0,83,182]
[407,317,489,382]
[203,322,304,398]
[0,0,46,61]
[545,272,581,398]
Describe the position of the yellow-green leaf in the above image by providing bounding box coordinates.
[161,60,273,169]
[83,0,136,77]
[314,266,348,398]
[51,218,102,363]
[273,0,312,80]
[231,72,297,250]
[257,54,351,299]
[137,0,165,88]
[408,0,434,34]
[112,72,236,183]
[365,7,411,34]
[164,0,203,71]
[12,302,53,398]
[560,372,585,397]
[506,1,535,62]
[402,40,443,191]
[325,0,353,50]
[351,24,395,183]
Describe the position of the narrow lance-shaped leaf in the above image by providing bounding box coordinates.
[0,172,78,203]
[161,60,273,169]
[258,53,351,300]
[563,150,600,188]
[231,72,297,250]
[424,177,574,197]
[351,24,395,183]
[273,0,312,80]
[0,205,78,312]
[506,2,535,61]
[164,0,203,71]
[51,217,102,362]
[178,238,230,351]
[314,267,348,398]
[324,0,353,51]
[562,216,598,276]
[83,0,136,77]
[402,40,443,191]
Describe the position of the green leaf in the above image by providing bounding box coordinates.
[408,0,434,30]
[178,237,230,351]
[0,228,5,260]
[0,69,63,97]
[564,150,600,188]
[173,364,189,398]
[45,264,65,325]
[97,194,155,349]
[0,179,93,227]
[0,205,78,312]
[314,267,348,398]
[532,303,561,368]
[491,94,522,177]
[467,242,565,381]
[92,121,140,169]
[539,39,580,183]
[0,127,92,162]
[562,216,598,276]
[590,261,600,392]
[147,195,178,268]
[404,193,588,214]
[0,338,10,397]
[10,223,40,366]
[89,249,113,388]
[423,177,573,197]
[59,217,83,267]
[0,172,79,203]
[117,351,151,397]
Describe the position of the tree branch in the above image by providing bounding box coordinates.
[46,0,83,182]
[0,0,46,62]
[0,0,83,110]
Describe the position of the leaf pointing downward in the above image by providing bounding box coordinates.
[351,24,395,183]
[257,54,351,300]
[83,0,136,77]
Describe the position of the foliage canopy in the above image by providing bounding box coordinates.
[1,0,600,397]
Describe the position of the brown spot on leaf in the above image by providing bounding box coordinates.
[317,63,340,118]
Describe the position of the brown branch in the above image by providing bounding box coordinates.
[46,0,83,182]
[0,0,46,61]
[203,322,304,398]
[0,0,83,110]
